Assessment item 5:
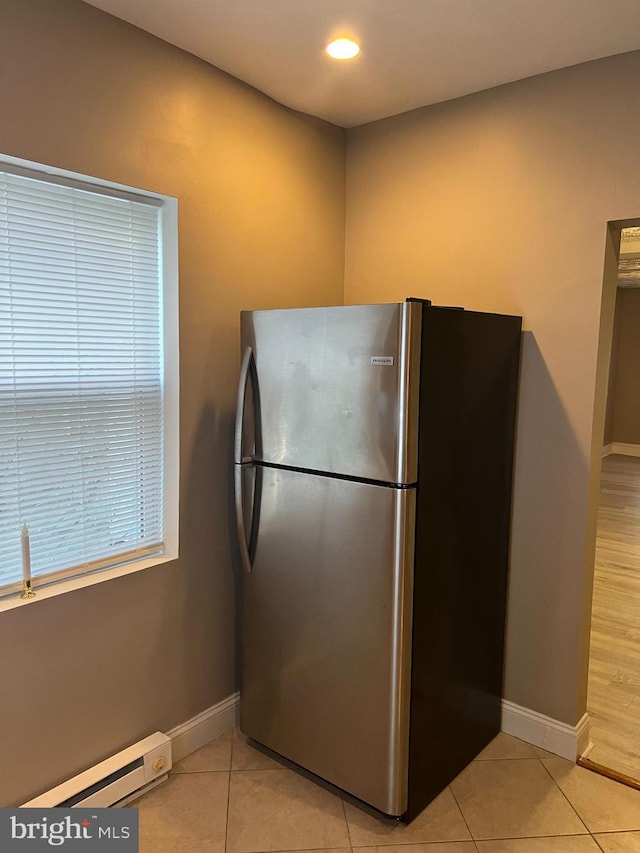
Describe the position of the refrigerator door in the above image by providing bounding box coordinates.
[241,302,422,484]
[240,466,415,816]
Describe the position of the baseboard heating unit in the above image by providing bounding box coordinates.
[21,732,172,808]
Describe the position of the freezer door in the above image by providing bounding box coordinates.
[241,302,422,484]
[240,467,415,816]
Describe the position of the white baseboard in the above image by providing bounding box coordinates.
[170,693,588,768]
[168,692,240,764]
[610,442,640,457]
[581,740,595,760]
[602,443,613,457]
[502,699,590,761]
[575,713,590,759]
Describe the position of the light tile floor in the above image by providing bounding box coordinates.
[133,730,640,852]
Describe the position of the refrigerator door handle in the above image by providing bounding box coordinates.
[234,346,254,464]
[234,463,253,574]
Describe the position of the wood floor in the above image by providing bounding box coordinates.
[587,453,640,780]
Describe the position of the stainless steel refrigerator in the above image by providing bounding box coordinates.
[234,299,521,822]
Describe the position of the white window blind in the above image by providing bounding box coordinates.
[0,168,165,594]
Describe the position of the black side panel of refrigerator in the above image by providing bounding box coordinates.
[406,306,522,822]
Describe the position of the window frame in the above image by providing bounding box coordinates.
[0,153,179,612]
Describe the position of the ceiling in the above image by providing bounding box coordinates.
[83,0,640,127]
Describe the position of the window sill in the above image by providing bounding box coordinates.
[0,553,177,614]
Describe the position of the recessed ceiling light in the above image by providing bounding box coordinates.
[326,38,360,60]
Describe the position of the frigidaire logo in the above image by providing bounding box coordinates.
[1,809,138,851]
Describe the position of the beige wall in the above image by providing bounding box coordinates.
[345,52,640,725]
[0,0,345,806]
[607,288,640,445]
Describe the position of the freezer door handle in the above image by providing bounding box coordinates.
[234,346,254,464]
[235,346,255,573]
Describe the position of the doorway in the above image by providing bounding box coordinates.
[584,223,640,785]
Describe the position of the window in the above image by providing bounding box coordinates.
[0,156,178,605]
